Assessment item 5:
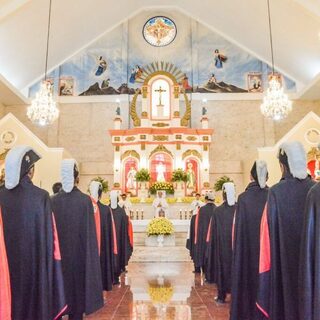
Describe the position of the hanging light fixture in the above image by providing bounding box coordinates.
[27,0,59,126]
[260,0,292,121]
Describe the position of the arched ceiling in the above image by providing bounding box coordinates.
[0,0,320,99]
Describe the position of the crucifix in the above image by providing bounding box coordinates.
[155,86,166,107]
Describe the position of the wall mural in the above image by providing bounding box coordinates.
[28,10,296,97]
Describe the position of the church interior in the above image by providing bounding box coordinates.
[0,0,320,319]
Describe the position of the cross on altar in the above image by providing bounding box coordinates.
[155,86,166,107]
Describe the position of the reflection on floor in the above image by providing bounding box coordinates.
[86,262,230,320]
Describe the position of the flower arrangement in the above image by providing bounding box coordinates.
[171,168,188,182]
[149,182,174,195]
[148,284,173,304]
[135,168,151,182]
[214,175,234,191]
[146,217,174,236]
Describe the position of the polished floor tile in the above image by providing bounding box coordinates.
[86,262,230,320]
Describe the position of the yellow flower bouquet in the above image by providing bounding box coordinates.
[146,217,174,236]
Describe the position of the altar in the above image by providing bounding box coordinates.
[109,66,213,198]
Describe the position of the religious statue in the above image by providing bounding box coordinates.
[155,86,166,107]
[126,166,137,190]
[156,162,166,182]
[186,162,196,190]
[95,56,107,76]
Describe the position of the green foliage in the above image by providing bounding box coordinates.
[214,175,234,192]
[171,168,188,182]
[90,176,109,193]
[149,182,174,195]
[135,168,151,182]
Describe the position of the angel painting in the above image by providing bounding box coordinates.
[95,56,107,76]
[214,49,227,69]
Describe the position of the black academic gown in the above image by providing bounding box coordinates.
[192,202,216,269]
[98,201,114,291]
[299,183,320,320]
[213,201,236,298]
[187,214,196,258]
[0,176,66,320]
[230,182,268,320]
[257,174,315,320]
[52,187,103,317]
[109,205,131,278]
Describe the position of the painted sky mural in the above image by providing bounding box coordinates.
[28,10,296,97]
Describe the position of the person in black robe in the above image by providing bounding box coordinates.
[299,180,320,320]
[191,192,216,273]
[52,159,103,320]
[211,182,236,303]
[89,181,114,292]
[109,190,131,284]
[0,145,66,320]
[230,160,269,319]
[52,181,62,194]
[257,141,315,320]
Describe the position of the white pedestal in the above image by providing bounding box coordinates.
[138,189,149,202]
[174,182,185,202]
[145,234,176,247]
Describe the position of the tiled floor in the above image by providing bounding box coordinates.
[86,262,230,320]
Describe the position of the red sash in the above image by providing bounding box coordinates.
[0,208,11,320]
[128,217,134,247]
[110,209,118,255]
[90,197,101,256]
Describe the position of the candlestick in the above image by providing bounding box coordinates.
[184,210,187,220]
[141,209,144,220]
[136,209,139,220]
[179,209,182,220]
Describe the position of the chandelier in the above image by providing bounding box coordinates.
[28,0,59,126]
[261,0,292,121]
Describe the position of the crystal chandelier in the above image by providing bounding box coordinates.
[28,0,59,126]
[261,0,292,121]
[27,81,59,126]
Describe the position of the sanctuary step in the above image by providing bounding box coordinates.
[130,246,191,262]
[133,232,188,246]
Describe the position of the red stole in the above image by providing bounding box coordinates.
[110,209,118,255]
[90,197,101,256]
[0,208,11,320]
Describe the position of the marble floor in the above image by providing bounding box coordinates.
[86,262,230,320]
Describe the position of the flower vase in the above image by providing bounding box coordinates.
[157,234,164,247]
[138,181,148,203]
[174,181,184,203]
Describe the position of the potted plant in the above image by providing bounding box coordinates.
[171,168,188,202]
[135,169,151,202]
[145,217,175,247]
[214,175,234,191]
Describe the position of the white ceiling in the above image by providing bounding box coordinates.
[0,0,320,101]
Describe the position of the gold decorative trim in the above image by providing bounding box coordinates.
[203,136,209,141]
[174,85,180,99]
[0,149,9,161]
[203,145,208,152]
[173,111,180,117]
[142,86,148,99]
[125,136,135,142]
[141,143,146,150]
[130,89,141,127]
[140,135,147,140]
[115,146,120,152]
[143,71,178,86]
[114,137,120,142]
[182,149,202,161]
[203,182,210,188]
[152,123,169,127]
[180,89,191,127]
[149,145,173,159]
[175,135,182,140]
[186,136,197,141]
[121,150,140,161]
[153,135,169,141]
[176,144,181,150]
[141,111,148,118]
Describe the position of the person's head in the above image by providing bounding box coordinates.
[222,182,236,206]
[5,146,41,190]
[250,160,268,188]
[110,190,119,209]
[214,49,219,54]
[206,191,215,203]
[278,141,307,179]
[121,193,127,200]
[158,191,163,198]
[61,159,79,193]
[52,182,62,194]
[89,180,103,201]
[188,163,193,169]
[195,193,201,200]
